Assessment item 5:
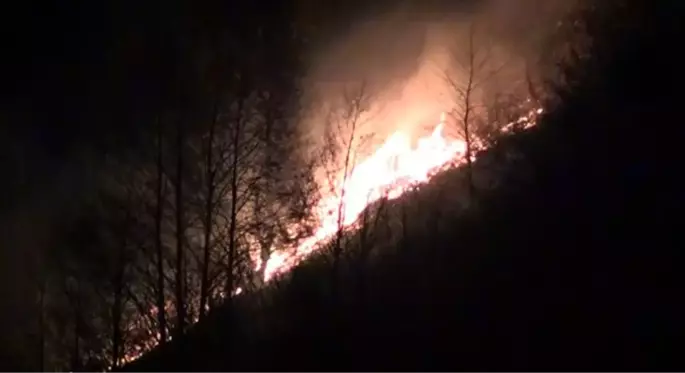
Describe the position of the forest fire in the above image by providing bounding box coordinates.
[16,0,619,368]
[112,101,542,368]
[109,15,551,367]
[262,112,465,281]
[261,106,542,281]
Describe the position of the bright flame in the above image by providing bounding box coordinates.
[264,112,462,281]
[263,107,542,281]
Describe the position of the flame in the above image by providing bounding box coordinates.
[263,111,465,281]
[115,105,542,368]
[263,107,542,281]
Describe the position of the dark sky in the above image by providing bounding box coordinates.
[4,0,321,161]
[0,1,196,360]
[5,0,111,147]
[1,0,447,158]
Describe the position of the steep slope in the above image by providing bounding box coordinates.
[123,1,685,370]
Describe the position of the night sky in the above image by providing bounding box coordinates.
[2,0,462,154]
[1,0,199,362]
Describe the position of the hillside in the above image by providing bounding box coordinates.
[2,0,679,370]
[123,118,681,371]
[121,2,685,369]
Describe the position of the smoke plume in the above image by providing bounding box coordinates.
[297,0,577,154]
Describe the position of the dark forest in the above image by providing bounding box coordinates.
[1,0,683,370]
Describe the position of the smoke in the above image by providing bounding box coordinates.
[297,0,577,154]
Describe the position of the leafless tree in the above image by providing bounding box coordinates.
[189,71,265,310]
[242,89,320,288]
[318,81,375,291]
[173,118,187,335]
[443,22,528,203]
[153,120,169,340]
[109,217,127,368]
[444,24,483,202]
[198,95,220,320]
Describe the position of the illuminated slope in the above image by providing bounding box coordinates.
[262,107,542,281]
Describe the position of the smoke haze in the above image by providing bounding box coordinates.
[298,0,577,153]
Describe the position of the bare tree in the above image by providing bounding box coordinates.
[249,91,288,287]
[153,120,168,343]
[244,89,319,287]
[444,24,482,202]
[189,53,314,313]
[443,22,523,203]
[192,72,264,307]
[225,83,244,305]
[199,96,220,320]
[109,217,127,368]
[173,119,187,335]
[319,81,375,292]
[88,156,152,367]
[41,200,119,371]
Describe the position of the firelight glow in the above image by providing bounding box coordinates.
[261,106,542,282]
[116,105,542,368]
[262,111,465,281]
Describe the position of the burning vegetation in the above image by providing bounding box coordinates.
[112,9,548,362]
[9,0,682,371]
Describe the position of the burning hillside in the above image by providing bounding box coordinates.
[262,106,542,282]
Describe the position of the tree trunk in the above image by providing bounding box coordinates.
[331,88,366,301]
[155,120,167,344]
[462,25,477,204]
[226,98,243,302]
[255,192,275,288]
[175,120,186,334]
[256,102,275,286]
[200,100,218,320]
[333,101,359,288]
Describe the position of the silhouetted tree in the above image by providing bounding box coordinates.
[321,81,374,293]
[153,120,168,344]
[173,117,187,335]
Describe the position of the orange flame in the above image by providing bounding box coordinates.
[263,107,542,281]
[262,111,468,281]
